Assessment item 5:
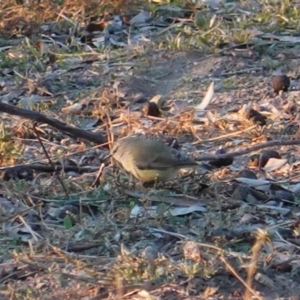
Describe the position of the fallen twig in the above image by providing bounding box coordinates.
[0,102,107,145]
[195,138,300,162]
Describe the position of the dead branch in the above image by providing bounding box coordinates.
[0,102,107,145]
[0,163,99,173]
[196,138,300,162]
[0,102,297,162]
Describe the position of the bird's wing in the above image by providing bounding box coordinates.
[136,149,195,170]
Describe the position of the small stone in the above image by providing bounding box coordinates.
[143,102,161,117]
[141,245,158,262]
[3,166,34,181]
[260,150,281,167]
[232,184,263,204]
[247,108,267,126]
[248,150,281,168]
[270,75,290,95]
[183,241,202,262]
[209,148,233,168]
[237,169,257,179]
[239,106,266,126]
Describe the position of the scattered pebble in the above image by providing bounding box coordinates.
[270,74,290,95]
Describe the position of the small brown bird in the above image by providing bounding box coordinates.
[111,136,198,182]
[270,75,290,95]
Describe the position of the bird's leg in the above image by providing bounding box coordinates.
[153,175,159,190]
[129,173,136,189]
[138,186,157,219]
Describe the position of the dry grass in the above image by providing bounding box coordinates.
[1,0,300,299]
